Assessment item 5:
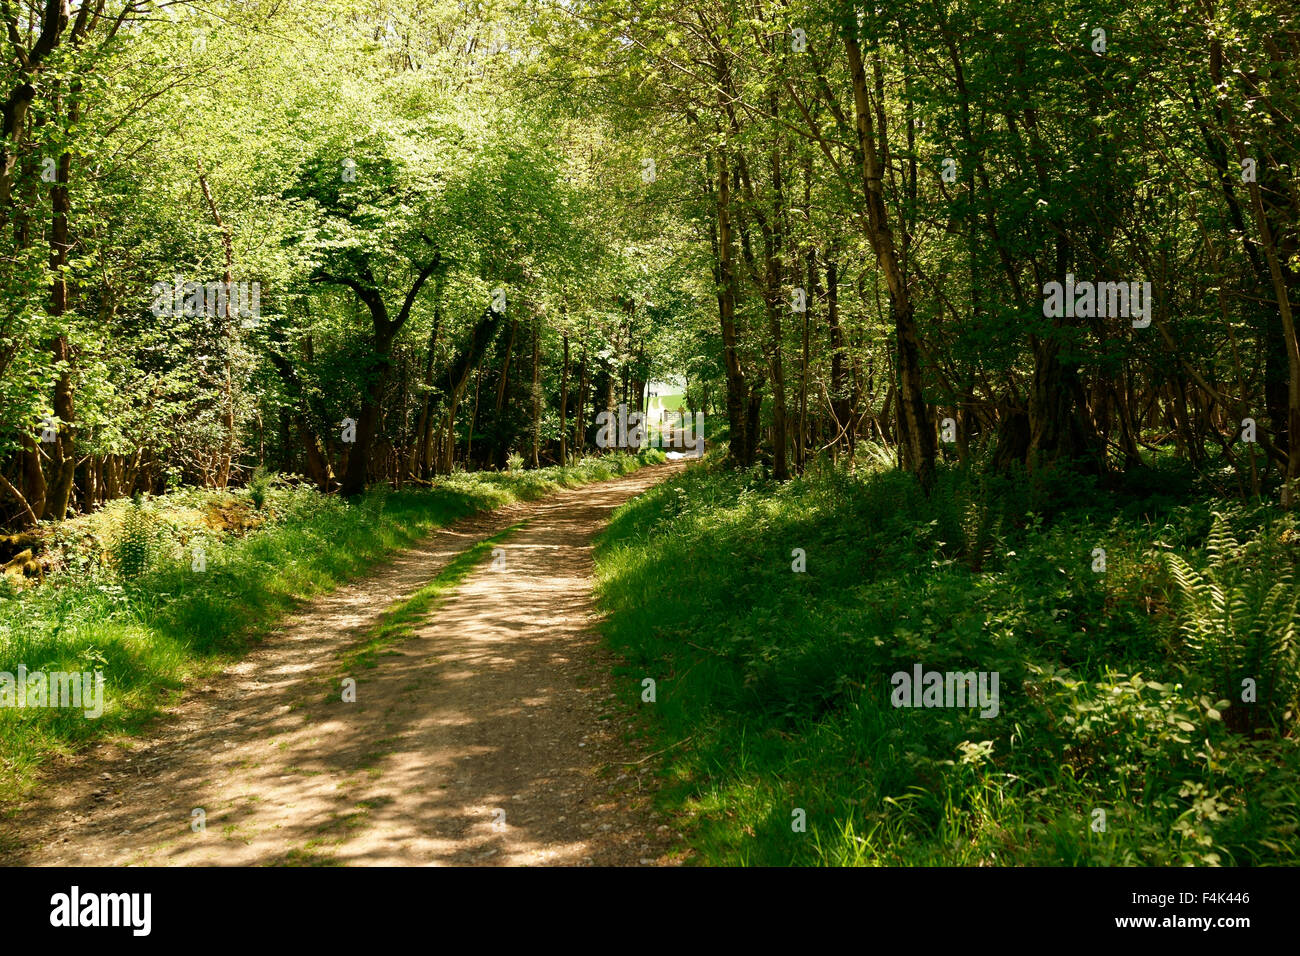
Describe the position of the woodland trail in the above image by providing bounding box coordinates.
[0,463,686,866]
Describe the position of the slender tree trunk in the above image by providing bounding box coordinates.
[798,189,813,475]
[559,331,570,465]
[573,346,587,458]
[844,35,935,490]
[410,289,442,479]
[43,208,76,518]
[199,162,236,489]
[712,146,753,466]
[495,318,517,415]
[466,367,482,467]
[826,260,852,458]
[530,315,541,468]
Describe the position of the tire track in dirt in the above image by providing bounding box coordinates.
[0,462,686,866]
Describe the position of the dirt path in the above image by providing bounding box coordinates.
[1,463,687,866]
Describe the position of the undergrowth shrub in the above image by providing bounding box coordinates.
[1165,512,1299,734]
[111,494,158,581]
[594,453,1300,866]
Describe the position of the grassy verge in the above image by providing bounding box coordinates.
[0,450,661,804]
[337,522,524,678]
[593,449,1300,866]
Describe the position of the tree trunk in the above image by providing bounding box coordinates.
[559,332,570,465]
[319,252,441,496]
[844,35,935,491]
[573,345,587,458]
[530,315,542,468]
[826,260,853,458]
[199,162,237,489]
[711,147,754,466]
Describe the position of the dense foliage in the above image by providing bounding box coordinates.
[596,451,1300,864]
[2,0,1296,517]
[1,0,1297,866]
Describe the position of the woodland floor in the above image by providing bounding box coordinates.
[0,463,687,866]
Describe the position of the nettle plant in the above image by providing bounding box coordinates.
[1164,512,1299,735]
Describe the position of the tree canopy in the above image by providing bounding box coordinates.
[0,0,1296,520]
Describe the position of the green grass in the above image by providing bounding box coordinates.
[0,450,659,805]
[593,449,1300,866]
[337,522,524,677]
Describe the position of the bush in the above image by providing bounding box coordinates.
[248,466,277,510]
[111,494,158,581]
